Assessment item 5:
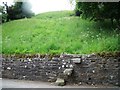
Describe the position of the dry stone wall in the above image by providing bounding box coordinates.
[1,54,120,86]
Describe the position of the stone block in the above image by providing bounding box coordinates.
[71,58,82,64]
[48,77,56,82]
[55,78,65,86]
[63,69,73,76]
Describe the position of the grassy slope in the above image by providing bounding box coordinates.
[0,25,2,53]
[1,11,120,54]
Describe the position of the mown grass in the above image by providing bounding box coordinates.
[1,10,120,54]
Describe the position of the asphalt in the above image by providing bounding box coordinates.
[1,78,119,88]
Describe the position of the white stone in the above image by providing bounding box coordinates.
[71,58,81,63]
[79,82,82,85]
[58,67,61,69]
[28,59,32,62]
[55,78,65,86]
[66,65,69,67]
[24,65,27,68]
[7,67,11,70]
[62,60,65,62]
[69,64,73,68]
[110,76,114,79]
[63,69,73,76]
[23,76,26,78]
[63,62,66,65]
[92,70,95,73]
[62,65,65,68]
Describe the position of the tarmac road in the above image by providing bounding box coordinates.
[1,78,119,88]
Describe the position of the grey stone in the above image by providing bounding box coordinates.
[55,78,65,86]
[63,69,73,76]
[2,54,119,86]
[48,77,56,82]
[58,73,68,79]
[110,75,114,79]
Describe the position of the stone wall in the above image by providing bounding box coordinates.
[1,54,120,86]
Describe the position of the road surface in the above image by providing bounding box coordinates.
[1,78,118,88]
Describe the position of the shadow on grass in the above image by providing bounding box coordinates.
[94,19,118,30]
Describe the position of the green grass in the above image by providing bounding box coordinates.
[1,10,120,54]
